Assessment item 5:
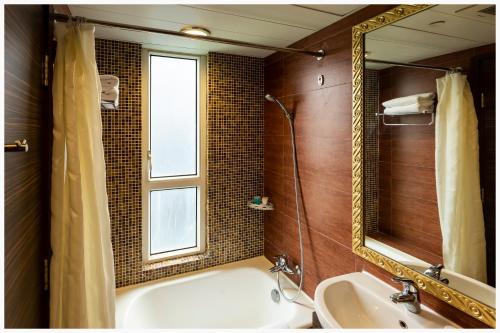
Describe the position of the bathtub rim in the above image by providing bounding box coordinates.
[115,255,314,329]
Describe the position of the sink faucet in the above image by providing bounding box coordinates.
[424,264,449,284]
[269,254,301,275]
[390,276,421,314]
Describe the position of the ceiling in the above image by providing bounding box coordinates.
[365,4,496,70]
[68,4,365,58]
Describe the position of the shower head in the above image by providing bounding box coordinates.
[265,94,276,102]
[264,94,293,120]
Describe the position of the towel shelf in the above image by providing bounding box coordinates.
[101,101,117,110]
[247,201,274,211]
[375,111,435,126]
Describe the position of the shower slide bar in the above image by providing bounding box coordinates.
[50,13,325,59]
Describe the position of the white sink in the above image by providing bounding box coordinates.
[314,272,460,329]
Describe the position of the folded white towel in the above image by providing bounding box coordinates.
[382,92,435,108]
[100,75,119,90]
[102,86,118,98]
[384,103,434,116]
[101,87,119,108]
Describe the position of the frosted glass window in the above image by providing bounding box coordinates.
[150,187,198,255]
[150,55,198,178]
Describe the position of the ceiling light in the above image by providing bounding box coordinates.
[180,26,211,37]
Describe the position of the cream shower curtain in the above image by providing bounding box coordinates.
[51,22,115,328]
[435,73,487,283]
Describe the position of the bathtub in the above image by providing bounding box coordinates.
[115,256,314,328]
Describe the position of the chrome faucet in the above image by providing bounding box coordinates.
[390,276,421,314]
[269,254,301,275]
[424,264,449,284]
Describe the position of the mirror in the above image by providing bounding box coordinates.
[352,4,495,327]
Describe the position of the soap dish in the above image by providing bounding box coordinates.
[247,201,274,211]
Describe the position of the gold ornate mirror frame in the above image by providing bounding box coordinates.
[351,4,495,327]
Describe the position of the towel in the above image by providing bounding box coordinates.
[384,102,434,116]
[102,87,118,101]
[100,75,119,90]
[100,75,119,109]
[101,87,119,109]
[382,92,435,108]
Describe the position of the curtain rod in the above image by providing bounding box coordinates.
[51,13,325,59]
[366,59,462,73]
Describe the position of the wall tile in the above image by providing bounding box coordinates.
[96,41,264,287]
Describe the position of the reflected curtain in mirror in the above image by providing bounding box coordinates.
[435,73,487,282]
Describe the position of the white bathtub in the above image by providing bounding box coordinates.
[116,256,314,329]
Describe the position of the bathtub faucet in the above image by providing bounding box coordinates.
[269,254,301,275]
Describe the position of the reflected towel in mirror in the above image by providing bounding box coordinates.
[382,92,435,108]
[384,102,434,116]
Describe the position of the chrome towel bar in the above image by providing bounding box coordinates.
[375,112,435,126]
[5,139,29,152]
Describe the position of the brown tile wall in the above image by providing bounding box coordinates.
[263,5,488,328]
[95,40,264,287]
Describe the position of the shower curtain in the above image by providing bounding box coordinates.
[435,73,487,283]
[50,22,115,328]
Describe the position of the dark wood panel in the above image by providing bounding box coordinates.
[264,6,393,300]
[4,5,51,328]
[470,53,496,287]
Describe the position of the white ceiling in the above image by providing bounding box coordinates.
[365,4,495,70]
[68,4,365,58]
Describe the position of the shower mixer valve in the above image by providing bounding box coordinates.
[269,254,301,275]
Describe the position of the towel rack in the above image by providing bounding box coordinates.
[375,112,435,126]
[5,139,29,152]
[101,101,117,110]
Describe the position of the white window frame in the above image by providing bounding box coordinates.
[142,49,207,263]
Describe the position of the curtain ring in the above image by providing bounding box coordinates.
[76,16,87,25]
[68,16,86,26]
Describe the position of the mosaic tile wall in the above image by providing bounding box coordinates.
[95,39,264,287]
[363,69,379,234]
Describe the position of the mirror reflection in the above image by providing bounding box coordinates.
[362,4,495,308]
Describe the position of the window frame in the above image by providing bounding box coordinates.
[141,49,207,263]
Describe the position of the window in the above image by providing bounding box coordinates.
[142,50,206,262]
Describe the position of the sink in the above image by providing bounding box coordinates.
[314,272,460,329]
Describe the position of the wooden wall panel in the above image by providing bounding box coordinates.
[4,5,49,328]
[264,5,491,328]
[263,2,395,307]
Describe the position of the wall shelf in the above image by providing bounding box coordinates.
[247,201,274,211]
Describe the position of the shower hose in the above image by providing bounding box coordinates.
[276,116,304,303]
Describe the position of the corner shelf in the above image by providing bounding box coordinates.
[247,201,274,211]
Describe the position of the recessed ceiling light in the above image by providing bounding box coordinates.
[180,26,211,37]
